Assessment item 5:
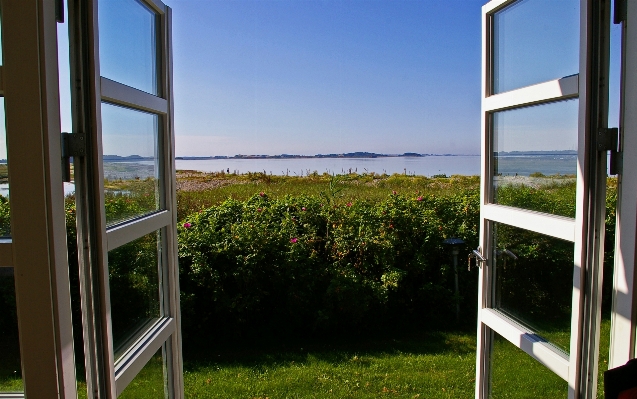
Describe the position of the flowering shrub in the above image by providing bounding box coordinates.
[178,190,480,337]
[0,178,618,344]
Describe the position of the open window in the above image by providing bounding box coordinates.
[476,0,610,397]
[67,0,183,396]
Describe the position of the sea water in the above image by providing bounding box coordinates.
[171,155,577,177]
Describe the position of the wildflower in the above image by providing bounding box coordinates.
[389,224,394,229]
[392,190,397,195]
[346,202,352,207]
[183,222,192,228]
[290,237,298,243]
[417,196,423,201]
[302,207,306,211]
[257,208,262,212]
[259,192,265,197]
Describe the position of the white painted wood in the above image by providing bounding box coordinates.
[69,0,182,396]
[482,309,571,381]
[3,1,77,397]
[484,75,579,112]
[162,7,185,398]
[114,318,174,396]
[100,77,168,115]
[568,1,611,397]
[477,1,609,398]
[482,204,576,242]
[476,2,494,398]
[609,0,637,369]
[106,210,171,251]
[0,241,13,267]
[483,0,517,15]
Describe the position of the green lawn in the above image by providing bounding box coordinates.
[97,317,610,398]
[182,331,477,398]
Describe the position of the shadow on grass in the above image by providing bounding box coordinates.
[183,328,476,373]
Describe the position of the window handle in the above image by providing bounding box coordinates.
[468,248,487,270]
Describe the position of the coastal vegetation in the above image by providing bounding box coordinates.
[0,172,615,397]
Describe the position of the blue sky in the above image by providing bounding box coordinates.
[52,0,622,158]
[165,0,485,156]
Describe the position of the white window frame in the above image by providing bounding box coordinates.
[67,0,183,397]
[0,1,77,398]
[475,0,610,398]
[609,0,637,369]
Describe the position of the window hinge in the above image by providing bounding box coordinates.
[598,127,622,175]
[61,132,86,182]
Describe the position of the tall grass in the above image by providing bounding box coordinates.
[176,172,480,220]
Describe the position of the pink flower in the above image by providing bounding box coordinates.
[302,207,306,211]
[290,237,298,243]
[257,208,262,212]
[392,190,397,195]
[346,202,352,207]
[417,196,423,201]
[259,192,265,197]
[183,222,192,228]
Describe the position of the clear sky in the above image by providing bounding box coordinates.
[162,0,484,156]
[49,0,621,159]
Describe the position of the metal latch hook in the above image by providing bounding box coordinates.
[468,248,487,270]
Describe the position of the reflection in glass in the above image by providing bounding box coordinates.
[490,332,566,398]
[0,272,23,392]
[492,0,579,94]
[492,100,578,218]
[0,99,9,237]
[119,348,166,398]
[98,0,158,95]
[109,231,162,357]
[493,223,574,353]
[101,103,160,226]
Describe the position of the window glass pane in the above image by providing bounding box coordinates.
[492,99,578,218]
[0,98,9,237]
[490,332,566,398]
[108,230,162,357]
[492,0,579,94]
[0,271,22,392]
[101,103,160,226]
[98,0,158,95]
[119,348,166,398]
[493,223,574,353]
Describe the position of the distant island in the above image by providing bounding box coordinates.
[102,150,576,162]
[174,152,472,160]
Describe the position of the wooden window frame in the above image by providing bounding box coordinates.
[475,0,610,398]
[67,0,183,396]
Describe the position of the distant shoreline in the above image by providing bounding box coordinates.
[100,150,576,162]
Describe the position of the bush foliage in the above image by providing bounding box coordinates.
[178,189,480,338]
[0,176,618,347]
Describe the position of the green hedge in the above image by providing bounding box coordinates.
[0,179,618,346]
[177,190,480,338]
